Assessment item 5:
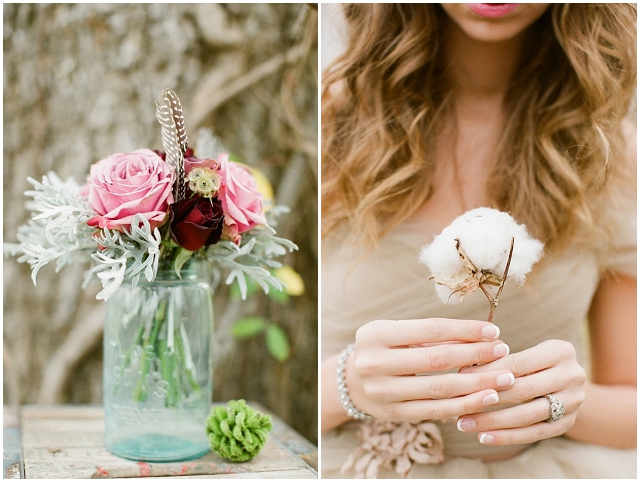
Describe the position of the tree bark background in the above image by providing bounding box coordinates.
[3,4,318,444]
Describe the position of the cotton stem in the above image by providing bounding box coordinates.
[481,237,515,323]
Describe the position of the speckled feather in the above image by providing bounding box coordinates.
[155,88,188,201]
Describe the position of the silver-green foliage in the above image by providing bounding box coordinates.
[5,172,96,283]
[91,215,162,300]
[206,216,298,300]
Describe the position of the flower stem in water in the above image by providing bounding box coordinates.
[133,298,168,402]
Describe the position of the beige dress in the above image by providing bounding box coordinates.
[321,206,636,478]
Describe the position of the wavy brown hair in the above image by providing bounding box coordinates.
[322,4,636,251]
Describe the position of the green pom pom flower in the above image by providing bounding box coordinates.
[206,399,272,462]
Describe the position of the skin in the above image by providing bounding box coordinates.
[322,3,637,455]
[322,319,513,433]
[457,272,636,448]
[440,3,550,44]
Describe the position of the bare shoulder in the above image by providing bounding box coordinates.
[621,118,636,173]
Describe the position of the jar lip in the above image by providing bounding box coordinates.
[156,255,210,268]
[133,257,212,281]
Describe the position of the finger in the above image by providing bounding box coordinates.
[456,397,553,432]
[459,339,577,377]
[494,367,583,405]
[386,388,502,421]
[415,340,466,348]
[380,370,515,403]
[358,318,501,348]
[458,351,542,377]
[375,340,510,375]
[474,417,573,446]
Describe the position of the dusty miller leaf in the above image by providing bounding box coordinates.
[5,172,96,284]
[91,215,162,301]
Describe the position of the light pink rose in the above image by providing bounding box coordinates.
[221,222,242,245]
[217,154,266,234]
[86,149,176,231]
[184,153,218,175]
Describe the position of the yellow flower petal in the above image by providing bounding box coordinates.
[273,266,305,296]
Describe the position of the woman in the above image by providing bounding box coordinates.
[321,4,636,478]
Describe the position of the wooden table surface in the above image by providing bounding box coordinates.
[4,404,317,479]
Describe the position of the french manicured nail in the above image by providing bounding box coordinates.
[493,343,510,357]
[479,433,496,444]
[457,418,476,432]
[482,393,499,406]
[482,324,500,340]
[496,372,515,387]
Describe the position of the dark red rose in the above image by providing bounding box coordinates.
[153,148,194,161]
[169,197,224,251]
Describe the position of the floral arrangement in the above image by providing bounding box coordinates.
[206,399,272,462]
[5,89,297,301]
[419,207,543,322]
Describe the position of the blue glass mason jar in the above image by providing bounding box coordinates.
[103,257,213,462]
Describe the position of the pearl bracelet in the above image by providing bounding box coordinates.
[336,343,372,420]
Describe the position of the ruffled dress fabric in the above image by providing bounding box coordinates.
[321,203,636,478]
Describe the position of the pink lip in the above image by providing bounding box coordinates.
[467,4,518,18]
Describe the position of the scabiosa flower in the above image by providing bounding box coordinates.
[187,167,222,197]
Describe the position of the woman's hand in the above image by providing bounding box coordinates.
[345,318,514,422]
[455,339,587,445]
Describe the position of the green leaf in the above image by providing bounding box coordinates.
[267,288,289,305]
[228,153,244,164]
[265,324,290,362]
[174,248,193,279]
[231,317,266,338]
[161,238,179,249]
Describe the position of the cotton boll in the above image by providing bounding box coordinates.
[418,240,465,281]
[419,207,544,302]
[419,243,466,304]
[505,228,544,285]
[450,208,515,271]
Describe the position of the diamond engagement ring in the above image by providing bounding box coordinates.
[545,394,565,422]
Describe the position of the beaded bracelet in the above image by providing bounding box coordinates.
[336,343,372,420]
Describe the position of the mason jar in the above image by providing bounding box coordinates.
[103,257,213,462]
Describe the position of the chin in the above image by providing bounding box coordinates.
[441,3,550,43]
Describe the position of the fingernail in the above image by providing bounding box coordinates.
[496,372,515,387]
[457,418,476,431]
[493,343,510,357]
[482,393,499,406]
[479,433,496,444]
[482,324,500,340]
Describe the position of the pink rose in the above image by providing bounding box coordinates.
[221,222,242,245]
[86,149,176,231]
[156,148,218,175]
[217,154,266,234]
[184,154,218,175]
